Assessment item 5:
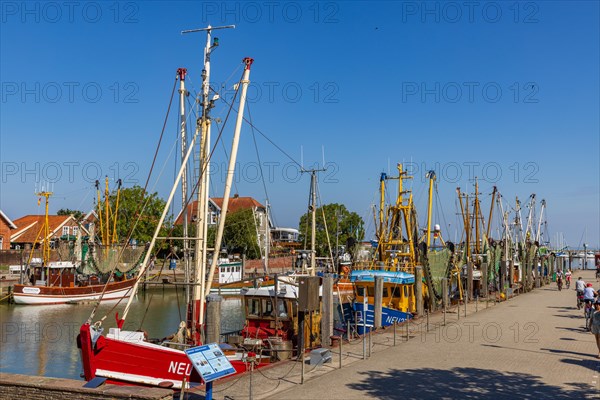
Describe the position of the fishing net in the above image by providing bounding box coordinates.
[427,247,452,296]
[88,244,145,273]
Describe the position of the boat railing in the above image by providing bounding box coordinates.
[220,329,243,344]
[160,341,192,350]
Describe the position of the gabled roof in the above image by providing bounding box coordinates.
[0,210,17,229]
[174,197,265,225]
[10,214,85,243]
[212,197,265,213]
[174,198,220,226]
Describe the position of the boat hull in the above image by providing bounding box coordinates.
[353,302,412,335]
[12,279,135,305]
[78,324,267,389]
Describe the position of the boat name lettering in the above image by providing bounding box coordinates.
[168,361,191,376]
[22,287,41,294]
[385,316,406,324]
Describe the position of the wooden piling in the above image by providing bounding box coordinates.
[321,275,334,346]
[467,260,473,301]
[374,276,383,329]
[481,262,488,300]
[205,294,222,344]
[415,266,424,317]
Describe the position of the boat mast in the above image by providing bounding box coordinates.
[473,179,480,255]
[177,67,191,304]
[182,24,234,341]
[265,200,270,274]
[524,194,536,241]
[37,190,52,282]
[204,57,254,298]
[535,199,546,243]
[310,171,317,276]
[425,171,435,248]
[486,186,497,240]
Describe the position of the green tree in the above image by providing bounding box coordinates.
[222,209,262,259]
[57,208,84,221]
[298,203,365,257]
[98,186,168,245]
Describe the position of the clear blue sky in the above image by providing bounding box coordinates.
[1,1,598,248]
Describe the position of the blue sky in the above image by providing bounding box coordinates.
[1,1,599,248]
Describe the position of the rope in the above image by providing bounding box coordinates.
[88,74,179,323]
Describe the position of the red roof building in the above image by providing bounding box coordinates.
[0,210,17,250]
[10,214,87,249]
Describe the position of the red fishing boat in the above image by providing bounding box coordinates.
[78,25,265,389]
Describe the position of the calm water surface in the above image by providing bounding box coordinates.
[0,288,244,380]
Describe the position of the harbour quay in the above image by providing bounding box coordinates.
[2,270,597,399]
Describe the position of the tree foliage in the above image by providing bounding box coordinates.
[222,209,262,259]
[97,185,168,245]
[57,208,84,221]
[298,203,365,257]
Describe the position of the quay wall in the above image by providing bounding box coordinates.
[244,256,294,275]
[0,373,173,400]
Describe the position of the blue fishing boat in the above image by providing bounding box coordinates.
[350,269,414,334]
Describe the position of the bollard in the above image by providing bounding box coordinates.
[301,346,305,384]
[249,359,254,399]
[339,336,343,369]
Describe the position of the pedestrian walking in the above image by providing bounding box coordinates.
[590,299,600,358]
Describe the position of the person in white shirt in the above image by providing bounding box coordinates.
[576,277,586,292]
[583,283,597,303]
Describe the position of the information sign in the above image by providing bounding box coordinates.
[184,343,236,383]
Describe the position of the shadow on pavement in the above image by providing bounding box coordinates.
[560,357,600,373]
[553,314,585,319]
[347,367,593,399]
[541,347,597,359]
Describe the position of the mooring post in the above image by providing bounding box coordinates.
[206,294,222,344]
[415,266,424,317]
[442,278,448,326]
[368,327,372,358]
[339,335,343,369]
[322,275,334,346]
[467,260,473,301]
[374,276,383,329]
[481,262,488,301]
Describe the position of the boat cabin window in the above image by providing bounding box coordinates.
[247,298,261,317]
[367,286,375,297]
[262,299,274,317]
[403,286,409,298]
[389,286,402,299]
[277,300,289,319]
[382,287,388,297]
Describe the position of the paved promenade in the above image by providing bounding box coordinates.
[188,270,600,399]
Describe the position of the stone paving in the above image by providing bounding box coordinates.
[183,270,600,399]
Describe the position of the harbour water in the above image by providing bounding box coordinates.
[0,288,244,380]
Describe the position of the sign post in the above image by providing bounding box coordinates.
[185,343,236,400]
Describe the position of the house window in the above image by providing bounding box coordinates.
[72,226,79,236]
[62,226,70,236]
[0,237,3,249]
[209,211,217,225]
